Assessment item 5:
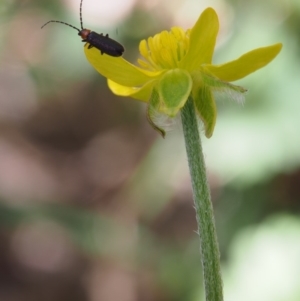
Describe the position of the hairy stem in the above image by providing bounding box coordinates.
[180,96,223,301]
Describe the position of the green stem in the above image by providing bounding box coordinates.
[180,96,223,301]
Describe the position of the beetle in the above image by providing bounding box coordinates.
[41,0,124,57]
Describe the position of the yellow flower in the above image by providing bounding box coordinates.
[84,8,282,138]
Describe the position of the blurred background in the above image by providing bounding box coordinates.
[0,0,300,300]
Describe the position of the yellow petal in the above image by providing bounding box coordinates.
[204,43,283,82]
[107,79,158,102]
[84,44,163,86]
[179,7,219,70]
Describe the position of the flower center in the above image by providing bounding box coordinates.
[138,27,190,71]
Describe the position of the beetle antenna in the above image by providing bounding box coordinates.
[80,0,84,30]
[41,20,81,32]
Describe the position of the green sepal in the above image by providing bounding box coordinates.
[157,69,192,117]
[193,84,217,138]
[147,88,166,138]
[201,72,247,104]
[191,71,217,138]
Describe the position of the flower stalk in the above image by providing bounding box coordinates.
[181,96,223,301]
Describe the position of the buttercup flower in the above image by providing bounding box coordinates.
[84,7,282,138]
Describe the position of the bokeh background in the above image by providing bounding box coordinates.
[0,0,300,300]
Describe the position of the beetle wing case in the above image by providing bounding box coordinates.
[87,32,124,57]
